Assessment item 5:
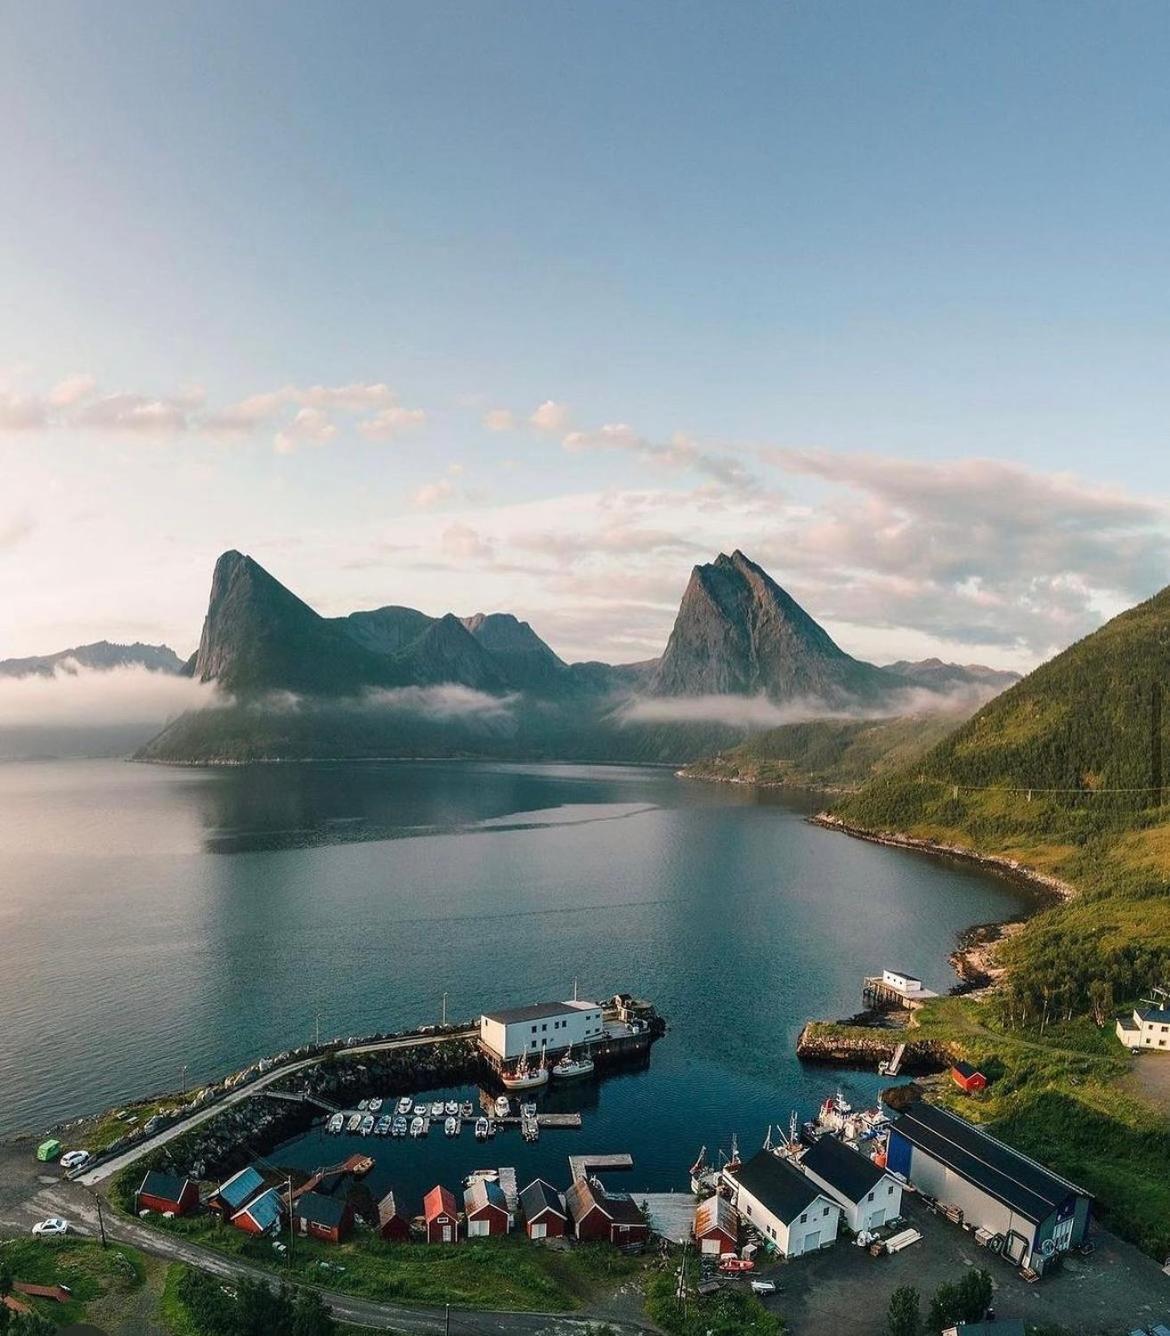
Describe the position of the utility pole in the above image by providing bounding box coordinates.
[445,1302,451,1335]
[314,1010,321,1048]
[179,1063,188,1096]
[441,992,448,1027]
[91,1191,107,1248]
[286,1176,294,1267]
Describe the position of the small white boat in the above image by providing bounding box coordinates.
[429,1100,444,1117]
[520,1101,537,1119]
[474,1117,490,1141]
[460,1101,474,1119]
[493,1095,511,1119]
[397,1096,413,1116]
[369,1097,383,1113]
[358,1099,370,1112]
[410,1115,425,1138]
[552,1047,595,1080]
[444,1100,459,1117]
[376,1114,392,1136]
[360,1114,375,1136]
[392,1117,407,1137]
[465,1168,498,1186]
[327,1113,345,1134]
[444,1115,459,1137]
[346,1113,362,1133]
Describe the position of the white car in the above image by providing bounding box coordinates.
[750,1279,777,1294]
[59,1150,91,1170]
[32,1217,70,1238]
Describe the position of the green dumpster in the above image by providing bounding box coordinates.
[35,1138,62,1162]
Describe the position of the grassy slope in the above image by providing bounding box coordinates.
[819,588,1170,1261]
[682,713,961,789]
[0,1236,147,1329]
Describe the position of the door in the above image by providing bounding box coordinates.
[802,1230,821,1253]
[867,1209,885,1230]
[701,1238,719,1255]
[442,1224,453,1243]
[468,1218,489,1238]
[531,1222,547,1240]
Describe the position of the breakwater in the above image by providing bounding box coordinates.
[795,1021,956,1074]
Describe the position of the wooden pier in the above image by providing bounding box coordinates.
[569,1152,633,1181]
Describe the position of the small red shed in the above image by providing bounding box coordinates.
[377,1190,411,1242]
[230,1186,284,1236]
[135,1169,200,1217]
[951,1060,988,1094]
[565,1177,648,1245]
[294,1191,353,1244]
[464,1178,511,1236]
[693,1193,738,1255]
[519,1179,567,1239]
[424,1185,459,1244]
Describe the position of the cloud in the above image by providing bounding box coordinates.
[358,404,426,440]
[274,407,336,454]
[413,478,455,508]
[0,660,216,728]
[75,393,189,436]
[563,423,756,488]
[47,373,97,407]
[440,523,495,563]
[482,408,515,432]
[361,684,518,722]
[0,514,35,551]
[0,393,48,430]
[530,400,570,433]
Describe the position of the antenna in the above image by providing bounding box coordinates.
[572,976,579,1001]
[763,1124,773,1151]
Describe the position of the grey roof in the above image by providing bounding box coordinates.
[800,1135,888,1204]
[730,1150,828,1225]
[891,1102,1089,1224]
[465,1178,508,1213]
[519,1178,565,1221]
[603,1191,645,1226]
[482,1001,591,1025]
[295,1191,347,1229]
[138,1170,191,1202]
[215,1165,265,1210]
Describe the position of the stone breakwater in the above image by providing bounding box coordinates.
[795,1022,956,1074]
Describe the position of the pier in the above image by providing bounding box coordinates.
[569,1153,633,1181]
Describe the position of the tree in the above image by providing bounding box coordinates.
[291,1287,337,1336]
[954,1267,993,1322]
[927,1279,961,1331]
[1089,978,1114,1027]
[885,1284,921,1336]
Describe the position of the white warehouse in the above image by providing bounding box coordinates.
[479,1000,604,1064]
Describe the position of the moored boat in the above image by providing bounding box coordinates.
[358,1099,369,1112]
[392,1116,407,1137]
[444,1100,459,1117]
[520,1101,537,1119]
[327,1113,345,1134]
[409,1115,425,1138]
[474,1117,490,1141]
[396,1096,413,1116]
[369,1097,383,1113]
[444,1115,459,1137]
[376,1114,392,1135]
[493,1094,511,1119]
[460,1100,474,1119]
[429,1100,444,1117]
[346,1112,362,1133]
[500,1052,549,1091]
[552,1047,595,1080]
[359,1114,375,1136]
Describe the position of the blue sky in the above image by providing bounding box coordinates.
[2,2,1169,667]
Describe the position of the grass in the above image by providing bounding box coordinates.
[69,1095,181,1154]
[158,1263,378,1336]
[0,1235,145,1327]
[119,1206,642,1313]
[644,1267,784,1335]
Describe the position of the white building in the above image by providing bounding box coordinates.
[726,1149,842,1258]
[1116,1001,1170,1051]
[479,1000,604,1063]
[798,1133,903,1233]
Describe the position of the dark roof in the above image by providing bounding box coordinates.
[215,1165,265,1210]
[465,1178,508,1213]
[295,1191,347,1229]
[519,1179,565,1221]
[1137,1005,1170,1023]
[891,1102,1089,1224]
[949,1323,1025,1336]
[233,1186,283,1231]
[482,1000,594,1025]
[729,1150,827,1225]
[604,1192,645,1226]
[138,1169,190,1202]
[564,1177,608,1222]
[952,1060,984,1079]
[799,1135,888,1204]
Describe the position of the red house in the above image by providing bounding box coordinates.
[424,1185,459,1244]
[950,1061,988,1094]
[231,1186,284,1236]
[464,1178,511,1236]
[294,1191,353,1244]
[564,1177,649,1245]
[693,1193,738,1255]
[519,1179,567,1239]
[377,1190,411,1242]
[135,1169,199,1217]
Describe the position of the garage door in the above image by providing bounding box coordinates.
[468,1219,489,1237]
[701,1238,720,1254]
[867,1209,885,1230]
[802,1230,820,1253]
[531,1222,547,1239]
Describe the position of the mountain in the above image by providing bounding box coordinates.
[0,640,184,678]
[883,658,1020,693]
[650,550,896,702]
[461,612,568,692]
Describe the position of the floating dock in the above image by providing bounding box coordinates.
[569,1153,633,1181]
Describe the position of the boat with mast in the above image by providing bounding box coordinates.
[500,1049,549,1091]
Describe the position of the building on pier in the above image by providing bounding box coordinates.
[863,968,939,1012]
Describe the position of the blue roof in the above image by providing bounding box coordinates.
[217,1165,265,1210]
[235,1186,283,1232]
[1138,1006,1170,1023]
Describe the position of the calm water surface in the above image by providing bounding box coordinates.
[0,759,1030,1196]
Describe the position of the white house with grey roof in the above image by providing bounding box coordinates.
[479,1000,604,1063]
[725,1149,842,1258]
[1116,988,1170,1051]
[798,1133,903,1233]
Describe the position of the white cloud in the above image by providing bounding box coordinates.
[482,408,515,432]
[361,684,518,722]
[563,423,756,488]
[0,394,47,430]
[441,523,495,563]
[274,407,336,454]
[358,404,426,440]
[0,660,216,728]
[413,478,455,508]
[74,393,189,436]
[47,373,97,407]
[530,400,570,433]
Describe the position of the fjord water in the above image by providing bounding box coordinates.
[0,759,1029,1192]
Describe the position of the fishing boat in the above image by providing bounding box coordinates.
[327,1113,345,1135]
[359,1114,375,1136]
[369,1097,383,1113]
[500,1051,549,1091]
[444,1100,459,1117]
[444,1115,459,1137]
[391,1117,407,1137]
[460,1101,475,1120]
[429,1100,444,1117]
[552,1046,595,1080]
[410,1115,425,1138]
[396,1096,413,1116]
[346,1112,362,1133]
[520,1101,537,1119]
[376,1114,392,1136]
[358,1099,370,1112]
[493,1094,511,1119]
[474,1117,490,1141]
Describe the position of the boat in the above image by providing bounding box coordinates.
[346,1113,362,1133]
[474,1117,490,1141]
[327,1113,345,1134]
[358,1099,369,1112]
[392,1117,407,1137]
[444,1100,459,1117]
[444,1115,459,1137]
[493,1095,511,1119]
[520,1101,537,1119]
[351,1156,374,1175]
[487,1119,496,1137]
[396,1096,413,1116]
[465,1168,498,1186]
[409,1115,425,1138]
[552,1047,595,1080]
[369,1097,383,1113]
[376,1114,392,1136]
[500,1052,549,1091]
[429,1100,444,1117]
[359,1114,375,1136]
[460,1101,474,1120]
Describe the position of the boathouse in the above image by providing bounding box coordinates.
[951,1060,989,1094]
[207,1165,265,1218]
[479,1000,605,1064]
[726,1150,842,1258]
[863,968,939,1012]
[564,1177,648,1245]
[519,1179,567,1239]
[135,1170,199,1217]
[798,1134,903,1233]
[693,1193,738,1255]
[464,1178,511,1236]
[230,1186,284,1236]
[423,1185,459,1244]
[376,1190,411,1242]
[887,1102,1091,1274]
[294,1191,353,1244]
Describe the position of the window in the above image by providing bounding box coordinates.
[531,1025,537,1034]
[866,1192,874,1202]
[887,1185,894,1196]
[541,1023,547,1032]
[823,1206,830,1217]
[799,1212,807,1223]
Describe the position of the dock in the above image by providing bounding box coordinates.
[498,1166,519,1213]
[639,1192,694,1244]
[569,1153,633,1181]
[863,968,939,1012]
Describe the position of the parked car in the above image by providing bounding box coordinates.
[750,1279,777,1294]
[32,1217,70,1238]
[59,1150,91,1170]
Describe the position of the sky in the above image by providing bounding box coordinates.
[2,1,1169,671]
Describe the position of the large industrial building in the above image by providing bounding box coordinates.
[479,999,605,1063]
[725,1149,842,1258]
[887,1102,1091,1274]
